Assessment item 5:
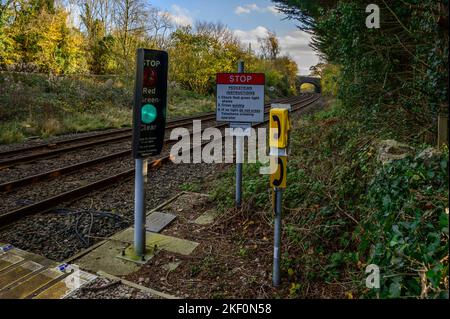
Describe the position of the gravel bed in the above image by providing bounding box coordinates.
[0,123,229,214]
[0,128,129,154]
[0,161,225,261]
[66,277,159,299]
[0,97,322,263]
[0,153,132,214]
[0,119,219,183]
[0,139,132,183]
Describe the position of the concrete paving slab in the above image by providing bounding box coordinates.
[146,212,176,233]
[162,261,181,272]
[193,210,217,225]
[75,240,140,277]
[113,228,199,256]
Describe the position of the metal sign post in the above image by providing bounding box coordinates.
[216,62,265,208]
[129,48,168,261]
[273,186,283,286]
[269,106,291,287]
[134,158,146,257]
[235,61,244,208]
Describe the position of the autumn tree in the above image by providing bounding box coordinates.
[0,1,300,97]
[0,1,16,66]
[147,7,173,49]
[258,30,280,60]
[168,25,242,94]
[111,0,150,73]
[0,0,86,73]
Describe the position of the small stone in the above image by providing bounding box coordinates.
[377,139,414,164]
[416,147,443,166]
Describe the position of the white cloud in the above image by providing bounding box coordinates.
[165,4,193,27]
[234,26,269,45]
[233,27,320,75]
[235,5,251,14]
[266,5,281,15]
[234,4,281,16]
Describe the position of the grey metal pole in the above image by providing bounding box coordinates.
[236,60,244,208]
[143,159,148,183]
[134,158,146,257]
[236,136,243,208]
[273,187,282,286]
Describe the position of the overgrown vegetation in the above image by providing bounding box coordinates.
[360,147,448,298]
[211,100,448,298]
[274,0,448,129]
[0,72,132,142]
[0,0,299,143]
[215,0,450,298]
[0,1,299,94]
[0,72,215,143]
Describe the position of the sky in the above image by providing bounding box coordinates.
[149,0,320,75]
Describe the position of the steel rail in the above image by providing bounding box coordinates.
[0,96,303,190]
[0,95,306,159]
[0,94,319,226]
[0,96,305,169]
[0,111,220,159]
[0,114,218,169]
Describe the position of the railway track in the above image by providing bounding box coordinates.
[0,98,304,186]
[0,96,305,183]
[0,112,217,169]
[0,94,319,226]
[0,95,296,168]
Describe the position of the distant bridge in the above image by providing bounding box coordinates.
[297,76,321,93]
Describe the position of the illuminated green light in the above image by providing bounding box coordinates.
[141,104,157,124]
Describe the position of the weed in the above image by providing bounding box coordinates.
[0,72,215,144]
[210,98,449,298]
[179,182,201,192]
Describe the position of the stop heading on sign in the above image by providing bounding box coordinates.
[216,73,265,85]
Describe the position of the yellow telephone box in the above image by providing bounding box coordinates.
[269,156,287,188]
[269,108,290,149]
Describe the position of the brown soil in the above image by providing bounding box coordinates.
[124,190,348,299]
[123,98,350,299]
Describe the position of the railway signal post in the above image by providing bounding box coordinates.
[216,63,265,208]
[269,105,291,286]
[130,48,168,261]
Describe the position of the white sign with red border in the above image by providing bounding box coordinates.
[216,73,265,123]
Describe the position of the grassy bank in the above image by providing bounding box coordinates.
[209,98,448,298]
[0,72,215,144]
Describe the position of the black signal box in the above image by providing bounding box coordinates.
[132,49,168,158]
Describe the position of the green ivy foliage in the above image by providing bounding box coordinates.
[274,0,448,126]
[358,149,449,298]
